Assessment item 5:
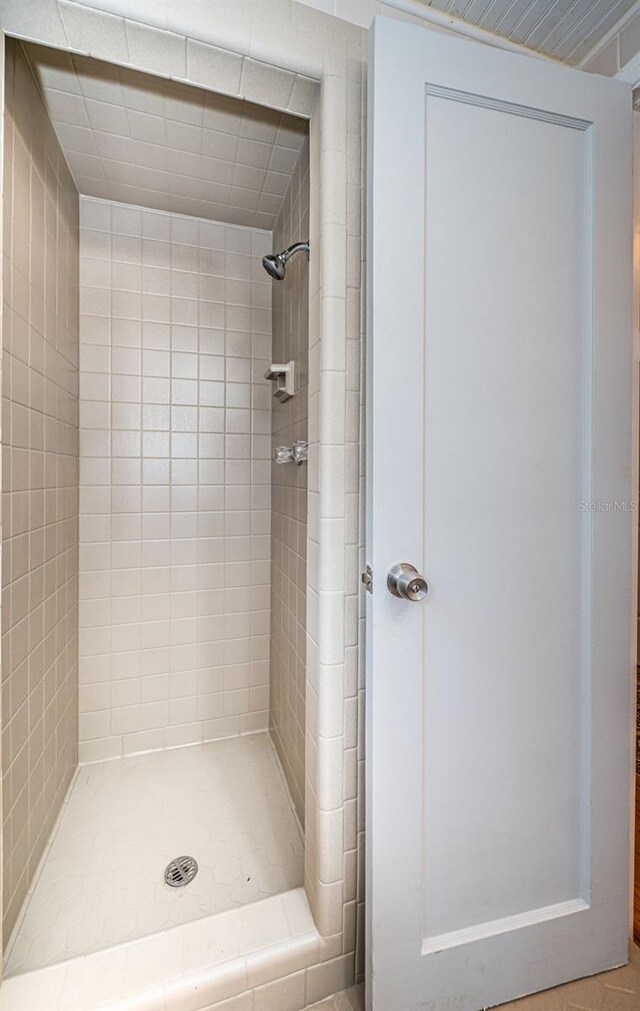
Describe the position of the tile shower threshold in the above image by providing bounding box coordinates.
[0,888,320,1011]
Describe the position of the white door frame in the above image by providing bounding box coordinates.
[631,109,640,942]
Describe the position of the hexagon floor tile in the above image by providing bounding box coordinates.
[311,947,640,1011]
[500,942,640,1010]
[5,732,303,975]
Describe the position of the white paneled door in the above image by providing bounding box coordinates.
[366,17,634,1011]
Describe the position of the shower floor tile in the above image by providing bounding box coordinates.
[5,732,304,975]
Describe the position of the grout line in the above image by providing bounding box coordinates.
[78,725,272,766]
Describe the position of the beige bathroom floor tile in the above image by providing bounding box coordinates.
[306,984,364,1011]
[5,733,303,974]
[310,947,640,1011]
[499,944,640,1011]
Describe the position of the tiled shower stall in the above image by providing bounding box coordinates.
[0,23,319,994]
[0,1,365,1007]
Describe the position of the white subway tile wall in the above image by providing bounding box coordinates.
[2,39,79,940]
[78,197,273,761]
[270,135,310,825]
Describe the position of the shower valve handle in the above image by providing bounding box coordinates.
[386,563,428,601]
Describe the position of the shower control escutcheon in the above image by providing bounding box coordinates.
[387,563,428,601]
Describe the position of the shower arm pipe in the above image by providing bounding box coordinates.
[281,241,309,264]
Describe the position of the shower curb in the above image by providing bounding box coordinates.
[0,889,334,1011]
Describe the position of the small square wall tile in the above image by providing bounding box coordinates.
[78,197,274,754]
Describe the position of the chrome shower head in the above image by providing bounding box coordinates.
[262,241,309,281]
[262,252,287,280]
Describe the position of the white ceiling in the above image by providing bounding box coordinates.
[23,43,308,230]
[421,0,637,64]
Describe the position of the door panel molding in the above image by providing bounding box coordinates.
[367,16,633,1011]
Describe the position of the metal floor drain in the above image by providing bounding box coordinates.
[164,855,198,887]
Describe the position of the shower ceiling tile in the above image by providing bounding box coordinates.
[86,97,129,134]
[202,156,235,187]
[67,152,104,178]
[44,88,89,125]
[204,96,246,135]
[127,109,166,146]
[269,146,301,175]
[203,130,239,162]
[237,138,273,168]
[56,122,98,155]
[22,43,308,229]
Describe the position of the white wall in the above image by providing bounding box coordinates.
[77,196,273,761]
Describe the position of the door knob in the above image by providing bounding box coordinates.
[387,563,428,601]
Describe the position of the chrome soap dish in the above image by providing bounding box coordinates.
[265,361,295,401]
